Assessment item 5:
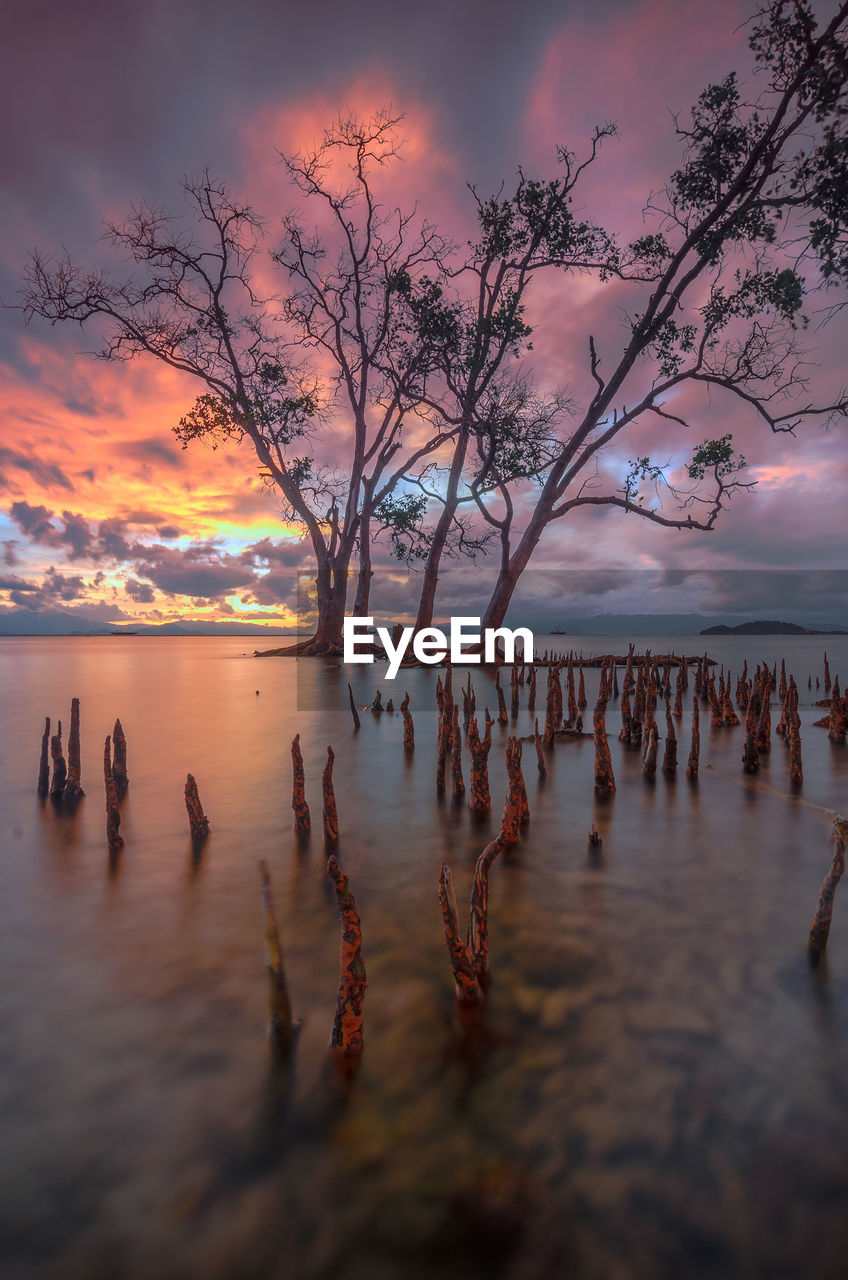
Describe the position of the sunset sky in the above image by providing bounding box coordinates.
[1,0,846,632]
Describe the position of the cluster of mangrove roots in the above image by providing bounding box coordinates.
[438,838,503,1005]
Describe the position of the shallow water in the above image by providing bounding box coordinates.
[1,634,847,1279]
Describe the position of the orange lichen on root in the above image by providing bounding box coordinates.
[327,856,367,1056]
[467,712,493,813]
[112,718,128,795]
[438,838,503,1004]
[500,736,529,843]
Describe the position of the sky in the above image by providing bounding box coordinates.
[1,0,846,633]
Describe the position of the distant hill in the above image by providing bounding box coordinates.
[701,620,813,635]
[0,608,300,637]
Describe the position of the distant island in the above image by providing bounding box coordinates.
[700,620,834,636]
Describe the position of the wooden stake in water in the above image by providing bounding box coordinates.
[290,734,310,834]
[322,746,339,844]
[347,683,361,731]
[64,697,85,805]
[112,718,128,795]
[185,773,210,841]
[104,735,123,853]
[37,717,50,795]
[400,691,414,750]
[500,736,529,843]
[808,817,848,962]
[327,856,366,1057]
[438,838,503,1004]
[50,721,67,799]
[662,704,677,777]
[593,683,615,794]
[258,860,296,1054]
[450,703,465,797]
[467,712,493,813]
[686,696,700,780]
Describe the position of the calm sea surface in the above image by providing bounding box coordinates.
[1,634,848,1279]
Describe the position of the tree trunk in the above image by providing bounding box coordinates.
[353,508,374,617]
[414,430,469,631]
[480,506,549,633]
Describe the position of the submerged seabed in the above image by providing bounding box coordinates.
[1,634,847,1280]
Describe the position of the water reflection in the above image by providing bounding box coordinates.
[1,634,848,1278]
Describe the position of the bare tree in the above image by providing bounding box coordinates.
[271,111,457,640]
[473,0,848,632]
[394,135,618,631]
[19,117,453,653]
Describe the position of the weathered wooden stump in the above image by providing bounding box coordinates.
[322,746,339,844]
[642,724,658,780]
[291,734,311,834]
[37,717,50,795]
[400,691,414,750]
[327,856,366,1058]
[438,838,503,1005]
[808,817,848,962]
[495,669,508,726]
[500,737,528,843]
[467,712,493,813]
[662,705,677,777]
[185,772,210,841]
[104,736,124,853]
[63,697,85,805]
[450,703,465,796]
[686,696,700,779]
[593,688,615,794]
[347,683,361,730]
[533,717,546,775]
[112,718,128,795]
[50,721,67,799]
